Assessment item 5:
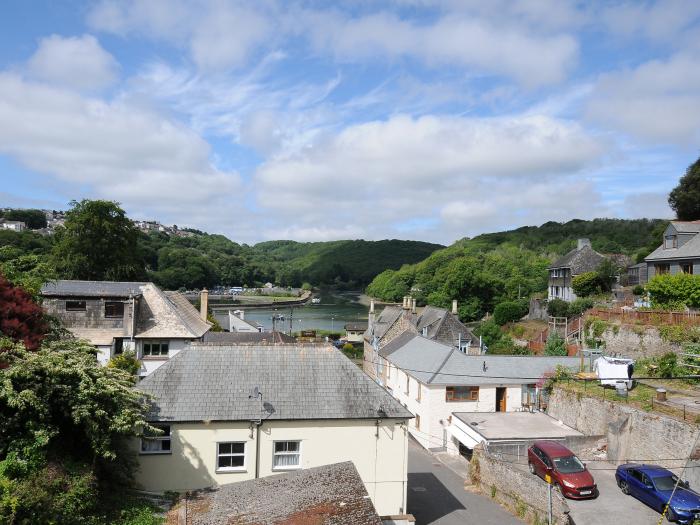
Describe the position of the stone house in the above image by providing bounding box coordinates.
[378,331,581,455]
[644,221,700,281]
[41,280,211,376]
[363,297,479,382]
[548,238,607,302]
[0,219,26,231]
[345,322,368,343]
[134,343,412,517]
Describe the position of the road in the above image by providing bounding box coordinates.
[407,438,522,525]
[566,463,670,525]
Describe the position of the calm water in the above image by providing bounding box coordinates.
[212,290,375,333]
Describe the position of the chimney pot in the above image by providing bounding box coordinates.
[200,288,209,321]
[577,238,591,250]
[412,298,417,314]
[370,299,375,314]
[452,300,458,315]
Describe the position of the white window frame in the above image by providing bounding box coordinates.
[140,424,171,455]
[272,440,302,470]
[216,441,246,472]
[142,340,170,357]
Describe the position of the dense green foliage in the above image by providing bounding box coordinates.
[571,260,618,297]
[493,300,529,325]
[547,297,594,319]
[52,200,145,281]
[544,332,567,356]
[646,273,700,308]
[668,157,700,221]
[0,339,157,524]
[474,319,529,355]
[0,201,441,290]
[366,218,664,321]
[0,208,47,229]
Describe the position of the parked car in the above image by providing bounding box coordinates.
[616,464,700,524]
[527,441,597,499]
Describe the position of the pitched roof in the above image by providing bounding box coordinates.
[180,462,381,525]
[135,285,210,338]
[646,232,700,261]
[671,220,700,234]
[41,279,146,297]
[382,333,580,385]
[549,245,606,274]
[345,322,368,331]
[163,291,211,337]
[366,306,403,341]
[137,344,412,422]
[202,331,296,344]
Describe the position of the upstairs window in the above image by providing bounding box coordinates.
[446,386,479,402]
[217,442,246,471]
[143,341,169,357]
[104,301,125,318]
[273,441,301,469]
[140,425,171,454]
[66,300,86,311]
[664,235,678,249]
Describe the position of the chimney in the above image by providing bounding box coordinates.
[412,298,417,314]
[577,238,591,250]
[369,299,375,314]
[403,296,409,309]
[452,300,458,315]
[200,288,209,321]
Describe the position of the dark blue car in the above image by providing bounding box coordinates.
[616,464,700,524]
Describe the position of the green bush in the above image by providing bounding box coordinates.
[632,285,645,296]
[493,300,528,326]
[572,271,601,297]
[657,352,679,378]
[108,350,141,377]
[567,297,594,317]
[544,332,567,356]
[647,273,700,308]
[547,298,569,318]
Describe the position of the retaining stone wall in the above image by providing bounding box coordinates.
[597,325,679,358]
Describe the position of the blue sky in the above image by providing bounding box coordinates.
[1,0,698,244]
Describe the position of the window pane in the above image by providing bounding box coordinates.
[231,442,245,454]
[161,343,169,355]
[275,442,286,453]
[219,443,232,454]
[274,453,299,468]
[218,456,232,468]
[161,440,171,451]
[230,455,244,467]
[286,441,299,452]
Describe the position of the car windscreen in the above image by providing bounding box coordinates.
[553,455,585,474]
[653,474,679,491]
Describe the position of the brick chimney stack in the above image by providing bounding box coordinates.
[412,298,417,314]
[577,238,591,250]
[200,288,209,321]
[452,300,458,315]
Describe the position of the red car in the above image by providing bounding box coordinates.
[527,440,597,499]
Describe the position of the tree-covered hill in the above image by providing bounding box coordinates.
[366,218,667,321]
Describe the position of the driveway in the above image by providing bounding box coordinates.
[564,463,670,525]
[407,438,522,525]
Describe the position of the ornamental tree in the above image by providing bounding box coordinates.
[0,274,48,350]
[669,157,700,221]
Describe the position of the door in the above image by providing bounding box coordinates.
[496,387,507,412]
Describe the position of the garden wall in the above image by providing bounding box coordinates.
[597,324,680,358]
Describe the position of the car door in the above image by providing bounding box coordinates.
[627,469,645,499]
[531,447,546,477]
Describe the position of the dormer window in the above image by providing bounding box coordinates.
[664,235,678,249]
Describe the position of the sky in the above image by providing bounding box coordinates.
[0,0,698,245]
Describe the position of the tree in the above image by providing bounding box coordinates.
[571,272,601,298]
[544,332,567,356]
[0,339,156,523]
[0,274,48,350]
[493,300,528,326]
[547,298,569,318]
[669,157,700,221]
[0,208,47,229]
[646,273,700,308]
[51,200,146,281]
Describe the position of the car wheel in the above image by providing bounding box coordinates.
[528,462,535,475]
[619,480,630,495]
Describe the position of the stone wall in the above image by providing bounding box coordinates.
[471,445,570,525]
[596,324,680,358]
[528,298,548,321]
[547,388,700,486]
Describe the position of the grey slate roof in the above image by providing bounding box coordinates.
[41,279,146,297]
[345,322,368,331]
[382,332,580,385]
[181,462,381,525]
[671,221,700,234]
[646,231,700,261]
[550,245,606,274]
[202,331,296,344]
[365,306,403,341]
[137,343,412,422]
[163,290,211,337]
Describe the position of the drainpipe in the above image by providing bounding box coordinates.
[254,421,262,479]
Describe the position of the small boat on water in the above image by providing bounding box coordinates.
[273,313,285,321]
[311,297,321,304]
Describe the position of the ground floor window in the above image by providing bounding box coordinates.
[273,441,301,469]
[140,425,171,454]
[217,442,246,471]
[655,264,671,275]
[446,386,479,401]
[681,262,694,275]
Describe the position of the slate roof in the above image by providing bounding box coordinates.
[41,279,146,297]
[163,290,211,337]
[345,322,368,331]
[135,285,210,338]
[671,220,700,234]
[365,306,403,341]
[549,245,606,274]
[646,230,700,261]
[137,344,412,422]
[202,331,296,344]
[381,332,580,385]
[180,462,381,525]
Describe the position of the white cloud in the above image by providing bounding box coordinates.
[601,0,700,44]
[301,11,578,87]
[586,53,700,145]
[253,113,606,242]
[26,34,118,91]
[88,0,271,71]
[0,73,240,223]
